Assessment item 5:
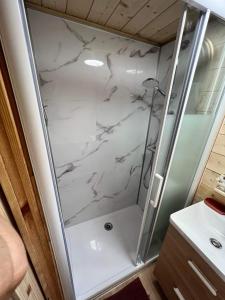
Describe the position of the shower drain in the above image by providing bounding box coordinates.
[104,222,113,231]
[210,238,222,249]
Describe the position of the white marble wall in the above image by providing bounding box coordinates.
[28,9,159,226]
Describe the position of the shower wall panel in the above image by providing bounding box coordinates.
[28,9,159,225]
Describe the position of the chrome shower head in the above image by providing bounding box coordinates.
[142,77,159,89]
[142,77,177,99]
[142,77,166,97]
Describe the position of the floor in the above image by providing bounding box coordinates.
[97,263,166,300]
[65,205,144,300]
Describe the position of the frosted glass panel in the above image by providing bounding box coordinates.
[151,115,211,239]
[137,7,201,261]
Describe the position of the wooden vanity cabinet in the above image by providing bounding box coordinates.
[154,225,225,300]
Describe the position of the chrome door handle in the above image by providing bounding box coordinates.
[150,173,164,208]
[188,260,217,296]
[173,287,186,300]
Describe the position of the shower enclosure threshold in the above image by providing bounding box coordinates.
[65,205,143,300]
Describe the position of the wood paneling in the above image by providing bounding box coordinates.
[150,19,180,44]
[194,117,225,205]
[123,0,176,35]
[0,46,64,300]
[87,0,120,25]
[25,0,183,45]
[42,0,67,12]
[200,168,219,188]
[207,152,225,176]
[27,0,41,4]
[220,123,225,134]
[106,0,148,30]
[139,1,182,39]
[212,133,225,155]
[66,0,94,18]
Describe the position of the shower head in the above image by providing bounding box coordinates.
[142,77,159,89]
[142,77,166,97]
[142,77,177,99]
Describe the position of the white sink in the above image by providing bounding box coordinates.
[170,201,225,281]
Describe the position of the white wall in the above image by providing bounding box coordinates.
[27,9,159,226]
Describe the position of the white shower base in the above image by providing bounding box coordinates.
[65,205,143,300]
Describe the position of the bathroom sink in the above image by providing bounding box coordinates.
[170,201,225,281]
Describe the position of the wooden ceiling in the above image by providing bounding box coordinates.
[25,0,184,45]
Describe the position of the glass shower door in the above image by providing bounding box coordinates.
[136,6,210,263]
[143,13,225,262]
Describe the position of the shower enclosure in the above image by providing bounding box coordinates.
[1,0,225,299]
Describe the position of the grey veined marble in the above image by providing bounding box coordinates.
[28,8,160,226]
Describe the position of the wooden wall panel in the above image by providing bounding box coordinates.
[200,168,219,187]
[212,133,225,155]
[207,152,225,174]
[220,123,225,134]
[194,117,225,205]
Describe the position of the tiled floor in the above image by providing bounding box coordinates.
[65,205,144,300]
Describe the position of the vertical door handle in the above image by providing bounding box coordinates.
[150,173,164,208]
[173,287,186,300]
[188,260,217,296]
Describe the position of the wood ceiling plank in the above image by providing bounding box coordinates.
[66,0,94,18]
[106,0,148,30]
[42,0,67,12]
[26,0,42,4]
[149,18,180,44]
[122,0,176,35]
[139,1,183,39]
[26,2,158,45]
[87,0,120,25]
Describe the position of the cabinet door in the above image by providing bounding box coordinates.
[155,226,225,300]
